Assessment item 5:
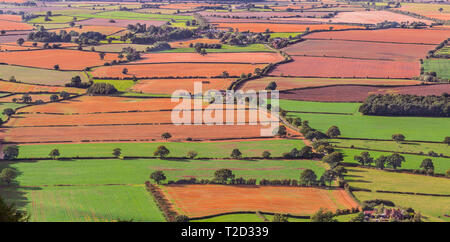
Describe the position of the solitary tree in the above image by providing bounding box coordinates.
[53,64,60,70]
[386,153,405,169]
[276,125,287,137]
[60,91,70,99]
[16,38,24,46]
[300,169,317,186]
[214,168,235,183]
[265,81,277,91]
[154,145,170,158]
[3,145,19,160]
[262,151,271,159]
[272,214,288,222]
[99,52,105,60]
[21,94,32,103]
[0,196,29,222]
[392,134,405,143]
[187,151,198,159]
[122,68,128,75]
[2,108,15,118]
[230,148,242,159]
[322,152,344,167]
[311,208,337,222]
[444,136,450,145]
[161,132,172,141]
[48,149,60,160]
[0,168,17,185]
[420,158,434,174]
[113,148,121,157]
[50,94,59,102]
[150,170,166,184]
[326,126,341,138]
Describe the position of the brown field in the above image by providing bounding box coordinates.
[91,63,266,78]
[1,41,78,50]
[132,52,284,64]
[280,84,450,102]
[0,14,24,22]
[283,39,433,61]
[160,3,212,9]
[0,19,33,31]
[272,56,419,78]
[0,44,38,51]
[132,78,234,94]
[163,185,359,217]
[169,38,221,48]
[241,77,422,91]
[0,49,119,70]
[304,28,450,45]
[50,25,125,36]
[0,80,84,94]
[212,22,362,32]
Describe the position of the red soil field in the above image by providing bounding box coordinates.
[271,56,419,78]
[2,41,78,49]
[163,185,359,217]
[132,78,234,94]
[76,18,166,28]
[0,94,58,103]
[283,39,433,61]
[304,28,450,45]
[169,38,221,48]
[0,44,38,51]
[91,63,266,78]
[133,52,284,64]
[213,22,362,32]
[0,14,23,22]
[0,49,119,70]
[241,77,422,91]
[279,84,450,102]
[50,25,125,36]
[0,20,33,31]
[0,80,84,93]
[200,10,329,18]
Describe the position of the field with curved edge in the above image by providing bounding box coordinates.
[163,185,359,217]
[0,65,89,85]
[213,22,363,32]
[132,78,234,94]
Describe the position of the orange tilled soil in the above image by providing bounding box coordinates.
[0,49,119,70]
[0,80,84,94]
[91,63,266,78]
[213,22,363,32]
[132,78,234,94]
[0,20,33,31]
[163,185,360,217]
[132,52,284,64]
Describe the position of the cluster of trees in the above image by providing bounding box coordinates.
[427,38,449,58]
[27,29,72,42]
[65,76,91,88]
[359,94,449,117]
[353,151,409,170]
[285,117,340,141]
[145,41,171,52]
[0,196,29,222]
[86,83,118,95]
[76,31,106,45]
[121,47,141,61]
[125,25,195,44]
[218,31,269,46]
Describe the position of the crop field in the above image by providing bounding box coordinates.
[422,59,450,79]
[213,22,363,32]
[304,28,450,45]
[0,65,89,85]
[132,78,234,94]
[91,63,266,78]
[163,185,359,217]
[279,84,450,102]
[1,0,449,224]
[0,49,119,70]
[132,52,284,64]
[283,39,432,61]
[242,77,421,91]
[272,56,419,78]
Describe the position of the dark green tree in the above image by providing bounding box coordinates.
[113,148,121,157]
[0,196,29,222]
[300,169,317,186]
[0,168,17,185]
[161,132,172,141]
[386,153,405,169]
[392,134,405,143]
[326,126,341,138]
[231,149,242,159]
[150,170,166,184]
[48,149,60,160]
[3,145,19,160]
[214,168,235,183]
[420,158,434,173]
[262,151,271,159]
[154,145,170,158]
[311,208,337,222]
[354,152,374,166]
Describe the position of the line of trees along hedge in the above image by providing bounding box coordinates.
[125,25,195,44]
[359,94,449,117]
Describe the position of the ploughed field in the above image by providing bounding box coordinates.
[163,185,359,217]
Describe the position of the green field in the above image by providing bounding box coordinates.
[339,148,450,174]
[0,185,165,222]
[93,79,136,92]
[287,110,450,142]
[333,139,450,157]
[436,46,450,55]
[0,65,89,86]
[422,59,450,79]
[16,139,305,159]
[269,32,302,38]
[0,158,325,186]
[278,100,359,114]
[28,15,88,24]
[160,44,274,53]
[353,191,450,222]
[76,11,193,21]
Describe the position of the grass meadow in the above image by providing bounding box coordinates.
[422,59,450,79]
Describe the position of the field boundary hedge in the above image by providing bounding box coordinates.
[344,163,449,178]
[145,181,179,222]
[336,145,449,158]
[188,211,311,221]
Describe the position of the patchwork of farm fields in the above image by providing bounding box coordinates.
[0,0,449,223]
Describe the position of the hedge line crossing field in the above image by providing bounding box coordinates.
[16,140,305,159]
